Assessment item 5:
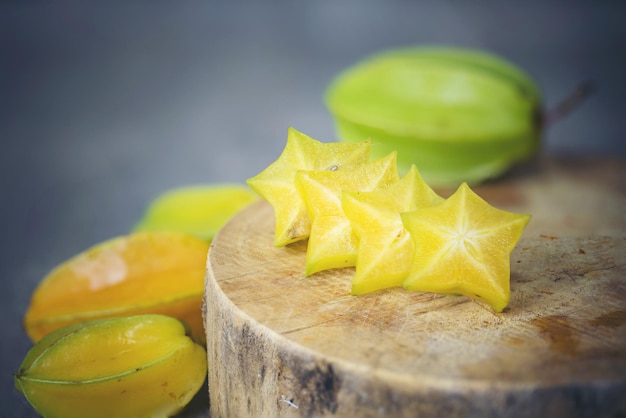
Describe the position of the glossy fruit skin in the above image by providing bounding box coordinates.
[15,315,207,418]
[133,184,258,242]
[24,232,209,343]
[325,46,542,187]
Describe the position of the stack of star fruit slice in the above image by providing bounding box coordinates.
[247,128,531,312]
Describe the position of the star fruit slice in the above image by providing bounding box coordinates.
[246,127,371,247]
[295,152,399,276]
[342,165,443,295]
[401,182,531,312]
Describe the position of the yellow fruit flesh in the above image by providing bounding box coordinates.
[15,315,207,418]
[295,152,399,275]
[24,232,210,342]
[304,215,358,275]
[401,183,530,312]
[352,221,414,294]
[246,127,371,247]
[342,165,443,294]
[133,184,258,241]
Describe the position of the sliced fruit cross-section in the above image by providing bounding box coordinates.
[401,182,531,312]
[342,165,443,295]
[295,152,399,276]
[246,127,371,247]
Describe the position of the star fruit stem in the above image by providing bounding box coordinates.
[541,79,596,129]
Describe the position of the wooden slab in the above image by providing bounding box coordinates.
[204,158,626,417]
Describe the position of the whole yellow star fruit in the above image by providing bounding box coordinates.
[246,127,371,247]
[24,232,209,343]
[401,182,531,312]
[15,315,207,418]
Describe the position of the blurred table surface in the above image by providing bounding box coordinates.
[1,2,625,416]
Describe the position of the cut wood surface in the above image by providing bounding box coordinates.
[436,157,625,237]
[204,158,626,417]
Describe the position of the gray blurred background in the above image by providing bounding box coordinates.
[1,1,624,416]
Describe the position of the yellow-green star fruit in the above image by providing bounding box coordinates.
[325,46,543,187]
[342,165,443,295]
[133,184,258,241]
[15,315,207,418]
[24,232,210,343]
[295,152,399,276]
[401,182,531,312]
[246,127,371,247]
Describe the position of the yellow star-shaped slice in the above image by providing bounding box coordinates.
[246,127,371,247]
[295,152,399,276]
[342,165,443,295]
[401,182,531,312]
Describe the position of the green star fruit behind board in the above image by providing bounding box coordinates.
[325,46,543,187]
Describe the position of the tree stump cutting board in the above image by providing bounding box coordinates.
[204,158,626,418]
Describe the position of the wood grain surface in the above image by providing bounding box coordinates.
[204,159,626,417]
